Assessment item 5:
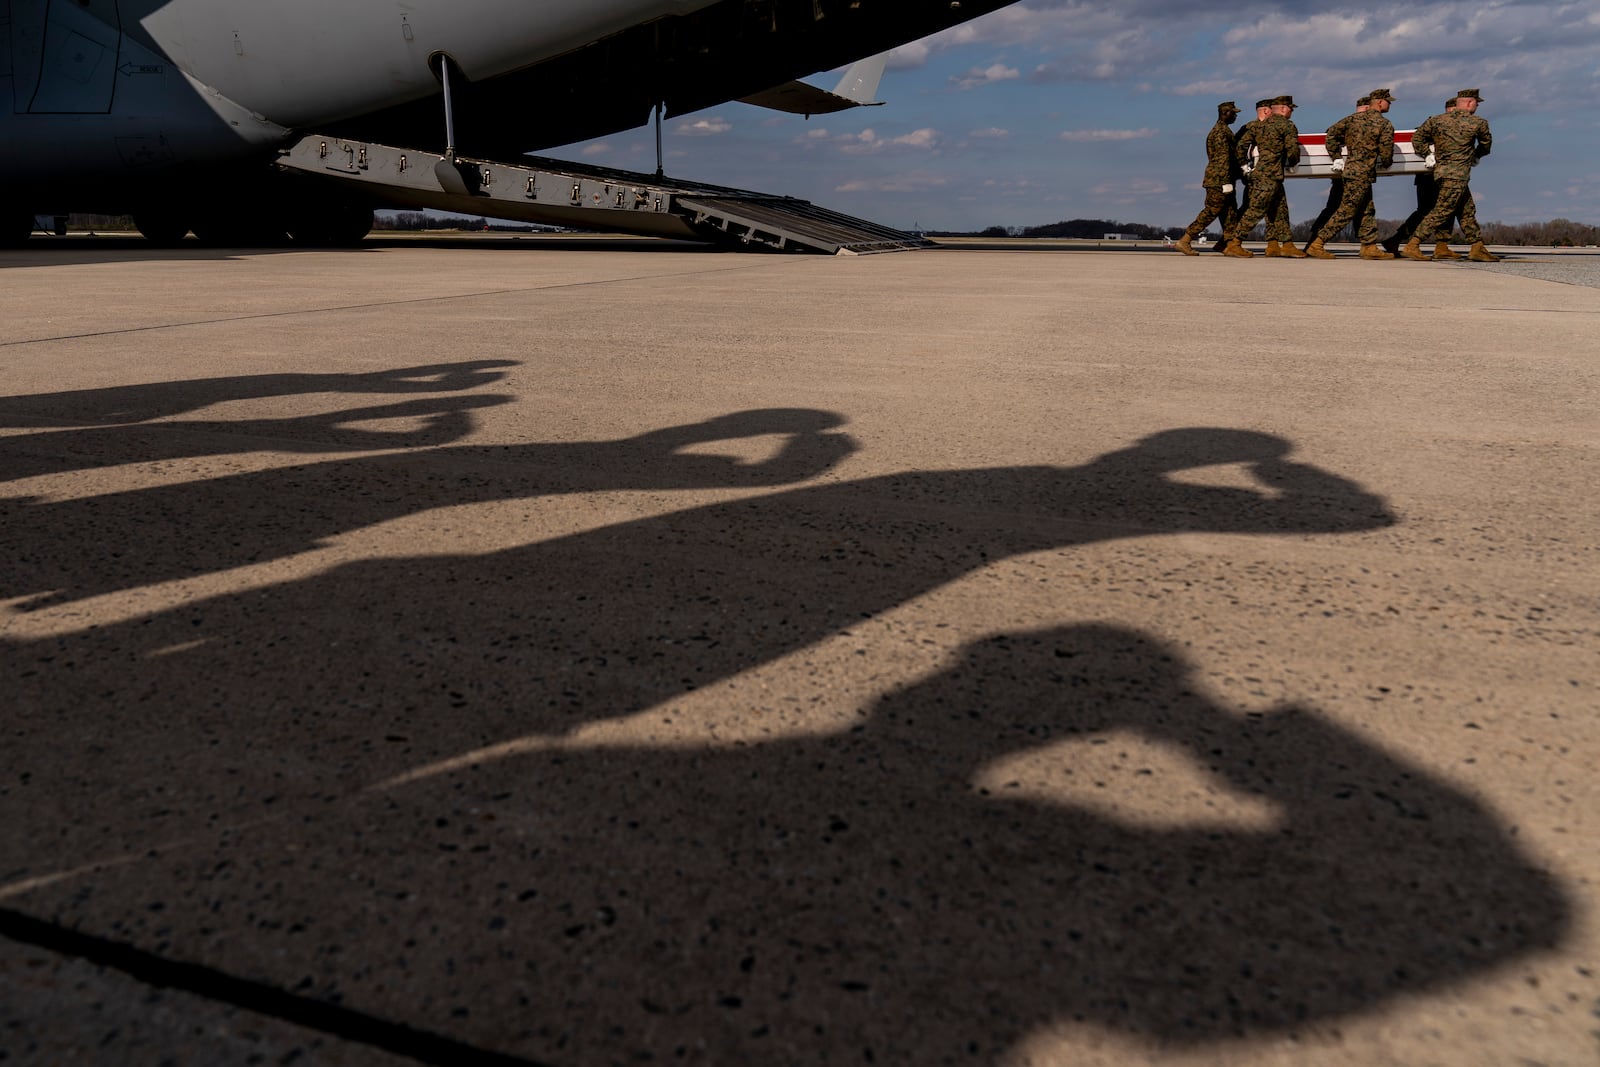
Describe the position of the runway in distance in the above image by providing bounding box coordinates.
[0,0,1022,247]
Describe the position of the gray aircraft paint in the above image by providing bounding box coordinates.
[2,0,1024,225]
[2,0,724,189]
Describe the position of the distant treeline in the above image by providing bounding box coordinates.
[938,216,1600,247]
[373,212,557,233]
[1477,218,1600,246]
[374,212,489,231]
[933,220,1183,240]
[46,212,1600,246]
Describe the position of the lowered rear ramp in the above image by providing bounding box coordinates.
[277,136,931,255]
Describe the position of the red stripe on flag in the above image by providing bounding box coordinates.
[1299,132,1415,144]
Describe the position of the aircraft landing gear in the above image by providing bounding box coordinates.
[285,196,373,246]
[2,212,36,247]
[174,175,371,248]
[132,208,191,246]
[191,210,291,247]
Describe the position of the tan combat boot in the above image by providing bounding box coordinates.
[1222,239,1255,258]
[1279,240,1308,259]
[1432,241,1462,261]
[1359,244,1391,260]
[1264,239,1283,257]
[1398,237,1429,261]
[1175,233,1198,256]
[1304,237,1336,259]
[1468,242,1502,262]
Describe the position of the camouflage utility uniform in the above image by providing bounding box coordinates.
[1386,107,1450,251]
[1315,107,1394,245]
[1310,97,1368,238]
[1226,112,1299,248]
[1411,109,1491,245]
[1387,101,1484,255]
[1181,105,1242,244]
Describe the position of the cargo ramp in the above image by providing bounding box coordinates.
[277,135,930,255]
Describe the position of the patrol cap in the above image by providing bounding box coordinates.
[1445,98,1457,109]
[1368,88,1394,102]
[1272,94,1297,109]
[1456,88,1483,101]
[1218,100,1239,114]
[1356,95,1371,106]
[1254,98,1275,109]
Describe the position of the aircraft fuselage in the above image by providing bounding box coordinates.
[2,0,715,193]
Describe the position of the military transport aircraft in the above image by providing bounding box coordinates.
[0,0,1020,246]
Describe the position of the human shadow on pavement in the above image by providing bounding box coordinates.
[0,395,514,486]
[3,627,1569,1061]
[4,427,1563,1061]
[0,360,518,483]
[5,426,1389,848]
[0,360,517,426]
[300,624,1562,1060]
[0,407,857,606]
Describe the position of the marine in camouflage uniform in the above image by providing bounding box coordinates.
[1224,95,1302,258]
[1383,98,1455,255]
[1233,100,1297,254]
[1267,96,1305,255]
[1310,95,1369,239]
[1305,88,1395,259]
[1176,100,1242,255]
[1231,100,1274,236]
[1402,88,1497,262]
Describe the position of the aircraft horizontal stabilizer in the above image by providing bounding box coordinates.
[738,53,886,116]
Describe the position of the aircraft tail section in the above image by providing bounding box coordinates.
[737,52,886,117]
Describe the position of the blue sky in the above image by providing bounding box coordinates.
[548,0,1600,233]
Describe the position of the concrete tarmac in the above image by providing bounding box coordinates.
[1,238,1596,1066]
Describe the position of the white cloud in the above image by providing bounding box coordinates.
[837,127,943,155]
[981,176,1044,198]
[969,128,1012,139]
[835,170,951,193]
[1091,177,1171,201]
[677,116,732,136]
[1094,178,1171,197]
[887,0,1600,108]
[580,143,610,157]
[1168,79,1251,98]
[1060,127,1159,142]
[953,63,1022,90]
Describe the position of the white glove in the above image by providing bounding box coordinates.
[1222,183,1234,193]
[1424,152,1436,169]
[1330,157,1346,173]
[1240,162,1254,176]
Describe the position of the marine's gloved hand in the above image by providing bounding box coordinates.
[1330,158,1346,173]
[1222,183,1235,193]
[1424,152,1436,169]
[1240,162,1254,176]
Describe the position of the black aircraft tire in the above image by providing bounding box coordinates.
[191,214,291,248]
[286,200,373,247]
[132,210,191,246]
[2,212,35,248]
